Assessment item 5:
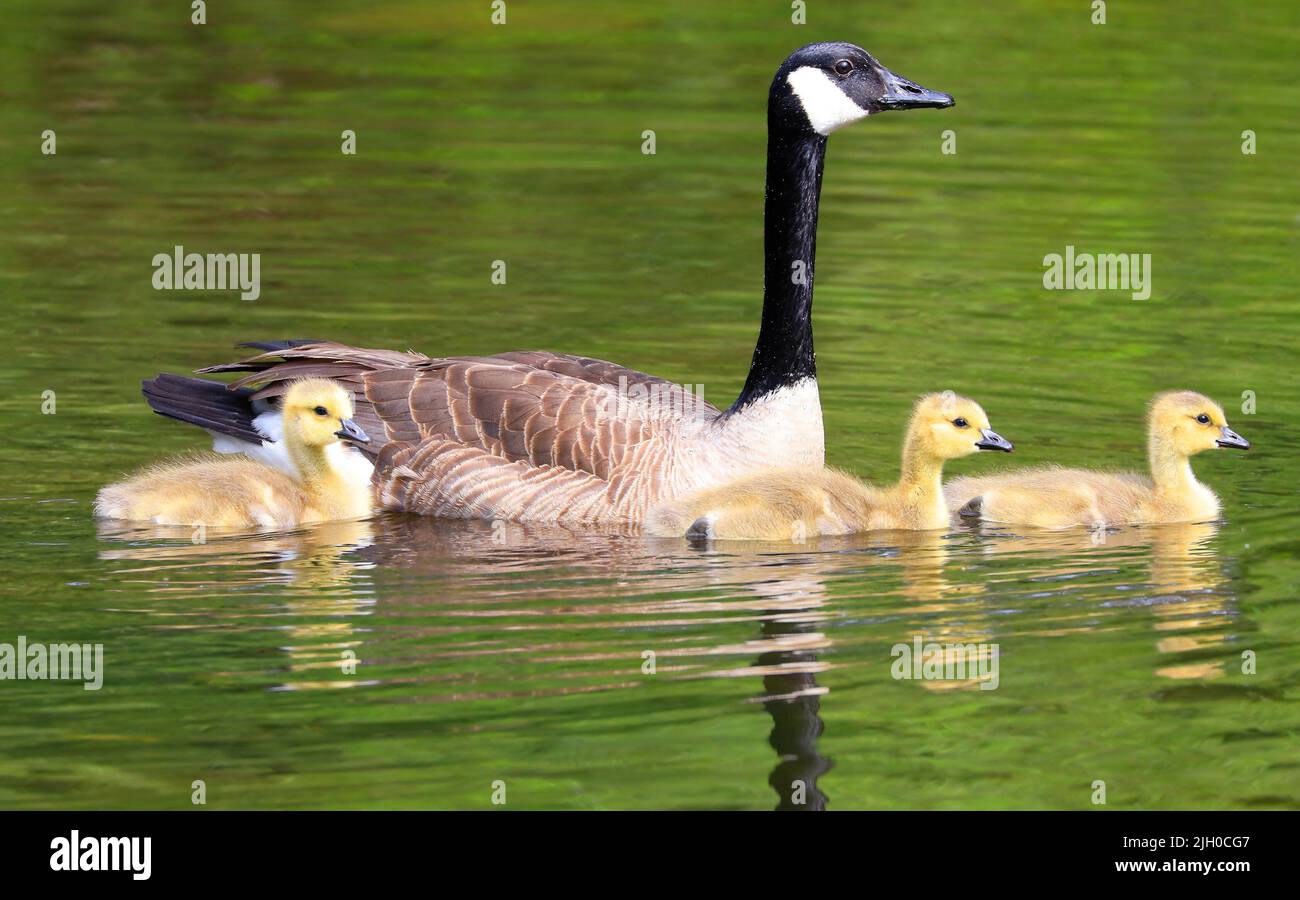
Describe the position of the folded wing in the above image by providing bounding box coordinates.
[146,341,720,520]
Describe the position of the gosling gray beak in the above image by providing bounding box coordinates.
[1216,426,1249,450]
[877,65,955,111]
[335,418,370,444]
[975,428,1013,452]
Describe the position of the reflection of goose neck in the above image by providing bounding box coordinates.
[759,615,832,811]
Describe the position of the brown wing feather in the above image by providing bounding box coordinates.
[493,351,682,391]
[374,438,614,522]
[194,344,718,493]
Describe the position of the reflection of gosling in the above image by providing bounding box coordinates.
[944,391,1249,528]
[648,393,1012,541]
[96,379,374,529]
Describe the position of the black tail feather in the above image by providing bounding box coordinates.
[237,339,324,352]
[141,374,264,444]
[197,340,325,375]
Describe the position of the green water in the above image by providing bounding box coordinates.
[1,0,1298,809]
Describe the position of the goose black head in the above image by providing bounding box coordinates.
[772,41,954,137]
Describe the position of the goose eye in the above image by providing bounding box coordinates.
[1195,414,1210,424]
[314,406,329,417]
[953,417,969,428]
[833,59,853,76]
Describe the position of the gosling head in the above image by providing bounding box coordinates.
[908,392,1014,461]
[1148,391,1249,457]
[281,379,370,449]
[774,42,954,137]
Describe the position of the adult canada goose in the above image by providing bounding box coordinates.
[141,43,953,525]
[647,393,1012,540]
[943,391,1250,528]
[97,380,373,529]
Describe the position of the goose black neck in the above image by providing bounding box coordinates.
[731,126,827,412]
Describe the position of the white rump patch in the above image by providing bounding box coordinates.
[327,441,377,489]
[787,66,869,136]
[207,408,297,477]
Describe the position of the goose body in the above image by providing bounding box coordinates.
[943,391,1249,528]
[97,379,374,529]
[648,393,1013,540]
[135,43,952,526]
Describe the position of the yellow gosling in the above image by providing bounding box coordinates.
[96,379,374,529]
[647,393,1012,541]
[943,390,1249,528]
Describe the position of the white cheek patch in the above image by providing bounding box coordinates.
[787,66,870,136]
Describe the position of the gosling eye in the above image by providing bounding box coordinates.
[313,406,329,417]
[1195,414,1211,425]
[833,59,854,76]
[953,417,969,428]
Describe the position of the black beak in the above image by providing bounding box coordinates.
[335,418,370,444]
[877,65,955,111]
[1216,426,1249,450]
[975,428,1013,452]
